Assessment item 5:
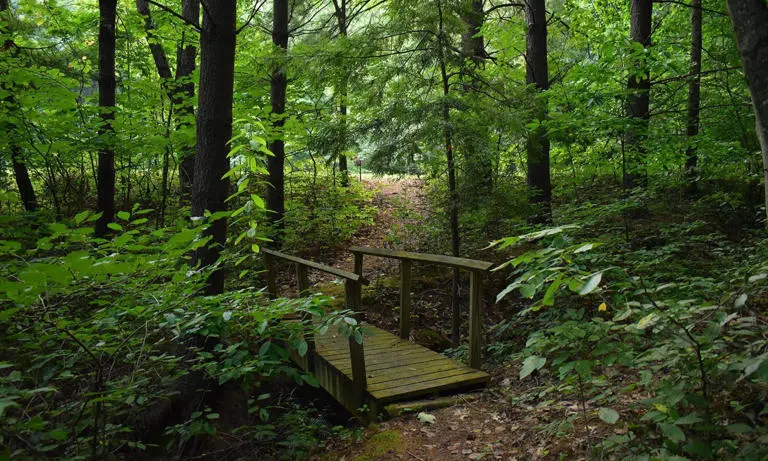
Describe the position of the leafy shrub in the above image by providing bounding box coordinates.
[491,225,768,459]
[0,211,340,459]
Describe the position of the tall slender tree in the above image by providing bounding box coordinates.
[685,0,702,192]
[726,0,768,225]
[135,0,199,207]
[525,0,551,216]
[1,0,37,212]
[191,0,237,294]
[436,0,462,345]
[332,0,350,186]
[266,0,289,239]
[624,0,652,190]
[177,0,200,201]
[95,0,118,237]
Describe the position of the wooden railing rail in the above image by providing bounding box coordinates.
[348,246,494,370]
[262,248,369,400]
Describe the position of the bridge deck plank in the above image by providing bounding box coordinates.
[311,323,489,405]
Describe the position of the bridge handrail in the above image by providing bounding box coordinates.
[348,246,494,272]
[262,248,368,407]
[262,248,369,285]
[348,246,493,370]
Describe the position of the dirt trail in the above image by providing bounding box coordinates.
[309,178,598,461]
[313,176,430,283]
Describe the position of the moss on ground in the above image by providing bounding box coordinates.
[353,430,405,461]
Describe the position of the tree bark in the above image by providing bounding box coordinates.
[191,0,236,295]
[461,0,485,64]
[266,0,288,239]
[726,0,768,225]
[95,0,117,237]
[177,0,199,203]
[525,0,551,217]
[333,0,349,186]
[461,0,493,194]
[437,0,462,346]
[2,0,38,212]
[136,0,198,205]
[685,0,702,193]
[624,0,652,190]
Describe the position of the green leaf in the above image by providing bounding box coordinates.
[117,211,130,221]
[660,423,686,443]
[0,398,19,418]
[520,355,546,379]
[296,340,308,357]
[734,293,747,308]
[417,412,436,424]
[0,308,21,322]
[48,429,67,441]
[637,312,659,330]
[675,413,702,425]
[598,407,620,424]
[579,272,602,295]
[74,211,90,224]
[726,423,753,434]
[107,222,123,231]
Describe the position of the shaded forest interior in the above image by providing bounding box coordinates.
[2,0,768,459]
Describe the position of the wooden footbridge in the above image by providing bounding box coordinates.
[263,247,495,419]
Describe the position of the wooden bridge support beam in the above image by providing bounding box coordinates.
[468,271,483,370]
[399,259,412,339]
[345,279,367,412]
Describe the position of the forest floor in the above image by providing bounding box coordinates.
[305,177,606,461]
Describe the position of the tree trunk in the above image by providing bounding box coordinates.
[461,0,493,194]
[177,0,199,203]
[136,0,198,206]
[685,0,702,193]
[266,0,288,239]
[624,0,652,190]
[726,0,768,225]
[2,0,38,212]
[333,0,349,186]
[525,0,551,218]
[11,147,38,212]
[191,0,236,295]
[95,0,117,237]
[437,0,462,346]
[461,0,485,64]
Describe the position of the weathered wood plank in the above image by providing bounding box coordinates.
[468,270,483,369]
[329,349,453,374]
[368,368,485,393]
[400,259,412,339]
[330,352,457,377]
[345,280,367,403]
[262,248,369,284]
[349,246,494,272]
[264,252,278,298]
[373,371,488,402]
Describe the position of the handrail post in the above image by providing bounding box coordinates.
[399,259,412,340]
[264,252,278,299]
[468,271,483,370]
[296,263,309,296]
[354,252,364,276]
[296,263,315,370]
[345,279,367,411]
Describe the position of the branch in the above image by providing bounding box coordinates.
[485,1,525,15]
[236,0,268,34]
[651,67,741,86]
[146,0,201,30]
[652,0,728,16]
